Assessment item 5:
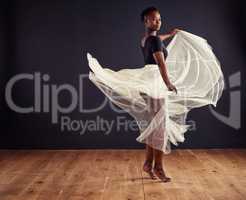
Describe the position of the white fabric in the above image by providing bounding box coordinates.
[86,30,225,154]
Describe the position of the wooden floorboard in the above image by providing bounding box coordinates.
[0,149,245,200]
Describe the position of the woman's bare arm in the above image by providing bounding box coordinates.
[159,33,173,41]
[159,28,181,41]
[153,51,177,94]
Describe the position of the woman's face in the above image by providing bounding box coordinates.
[144,11,162,31]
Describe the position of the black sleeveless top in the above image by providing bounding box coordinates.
[140,35,168,65]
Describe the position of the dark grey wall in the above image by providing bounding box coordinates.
[1,0,245,149]
[0,1,8,131]
[0,2,6,105]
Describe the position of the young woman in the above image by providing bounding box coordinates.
[87,6,224,184]
[140,6,178,182]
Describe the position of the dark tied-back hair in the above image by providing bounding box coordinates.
[140,6,160,22]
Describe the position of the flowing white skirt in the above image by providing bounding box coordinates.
[86,30,225,154]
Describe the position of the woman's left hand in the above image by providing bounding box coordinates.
[159,29,181,41]
[170,28,181,36]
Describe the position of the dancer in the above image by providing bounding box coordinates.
[87,7,224,182]
[140,6,181,182]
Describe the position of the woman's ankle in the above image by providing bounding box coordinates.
[144,158,153,164]
[154,162,163,169]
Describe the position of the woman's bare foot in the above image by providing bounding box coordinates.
[153,164,171,182]
[143,160,157,180]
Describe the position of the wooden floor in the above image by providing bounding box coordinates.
[0,149,245,200]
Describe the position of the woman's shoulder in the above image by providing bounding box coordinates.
[141,35,162,48]
[148,35,162,41]
[149,35,161,39]
[147,35,163,47]
[145,35,162,45]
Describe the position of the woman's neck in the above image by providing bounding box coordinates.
[144,28,157,37]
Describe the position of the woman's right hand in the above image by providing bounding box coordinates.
[167,83,178,94]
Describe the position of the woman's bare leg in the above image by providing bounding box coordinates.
[153,149,171,182]
[143,144,157,179]
[141,94,169,180]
